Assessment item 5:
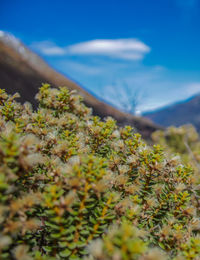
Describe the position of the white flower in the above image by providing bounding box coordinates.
[118,165,129,174]
[111,130,120,138]
[87,239,103,258]
[127,155,138,164]
[68,155,80,165]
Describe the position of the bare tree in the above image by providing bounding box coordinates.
[102,80,143,115]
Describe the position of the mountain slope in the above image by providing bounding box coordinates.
[0,31,161,138]
[144,94,200,131]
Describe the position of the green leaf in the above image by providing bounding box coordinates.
[158,242,165,250]
[68,242,77,250]
[43,246,52,253]
[80,229,90,236]
[80,248,88,255]
[50,232,61,239]
[59,248,71,257]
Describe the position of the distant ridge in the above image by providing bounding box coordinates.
[0,31,162,138]
[144,94,200,132]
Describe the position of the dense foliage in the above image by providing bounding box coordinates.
[152,125,200,173]
[0,84,200,260]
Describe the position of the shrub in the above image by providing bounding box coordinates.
[152,125,200,174]
[0,84,200,259]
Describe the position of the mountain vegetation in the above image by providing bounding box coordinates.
[152,124,200,174]
[1,84,200,260]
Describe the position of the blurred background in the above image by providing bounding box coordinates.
[0,0,200,132]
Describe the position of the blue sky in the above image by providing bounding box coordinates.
[1,0,200,113]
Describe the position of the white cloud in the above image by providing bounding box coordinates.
[31,38,151,60]
[31,41,65,55]
[185,82,200,96]
[66,39,150,60]
[57,61,102,75]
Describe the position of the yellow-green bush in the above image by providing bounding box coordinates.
[0,85,200,260]
[152,125,200,173]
